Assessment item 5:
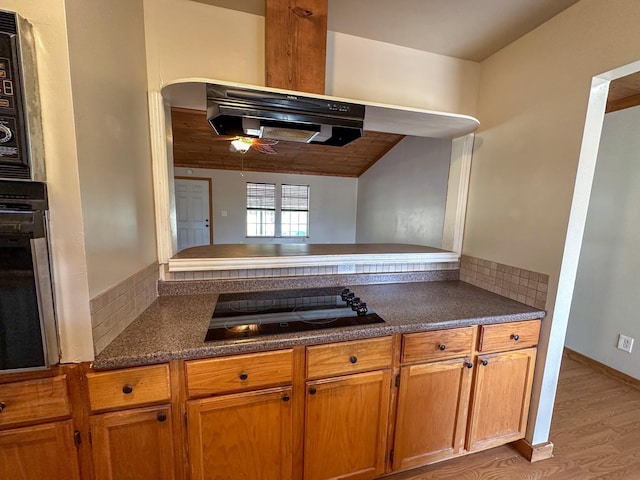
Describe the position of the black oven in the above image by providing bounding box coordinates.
[0,179,58,372]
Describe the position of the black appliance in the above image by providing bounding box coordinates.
[207,83,365,147]
[0,179,58,372]
[0,10,40,180]
[205,287,384,342]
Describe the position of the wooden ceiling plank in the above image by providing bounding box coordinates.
[607,71,640,112]
[357,134,406,176]
[606,93,640,114]
[171,108,404,178]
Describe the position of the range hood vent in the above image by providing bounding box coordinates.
[206,83,365,147]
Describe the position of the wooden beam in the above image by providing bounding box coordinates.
[265,0,328,94]
[606,93,640,114]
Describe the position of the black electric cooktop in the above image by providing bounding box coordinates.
[205,287,385,342]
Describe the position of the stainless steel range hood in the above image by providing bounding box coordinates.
[206,83,365,146]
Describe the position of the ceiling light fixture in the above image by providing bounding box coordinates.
[230,137,253,154]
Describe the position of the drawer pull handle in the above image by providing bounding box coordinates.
[511,334,520,341]
[309,387,317,395]
[482,359,489,366]
[122,384,134,394]
[157,412,167,422]
[0,402,6,413]
[239,372,249,381]
[282,394,290,402]
[439,344,446,351]
[349,355,358,364]
[466,362,473,369]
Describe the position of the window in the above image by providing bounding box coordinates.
[246,182,275,237]
[246,182,310,237]
[281,184,309,237]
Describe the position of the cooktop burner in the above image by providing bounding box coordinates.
[205,287,385,341]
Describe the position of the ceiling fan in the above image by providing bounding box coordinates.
[211,135,279,155]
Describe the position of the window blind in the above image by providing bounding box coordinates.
[246,182,276,210]
[281,184,309,211]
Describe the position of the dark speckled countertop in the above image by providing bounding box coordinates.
[93,281,545,370]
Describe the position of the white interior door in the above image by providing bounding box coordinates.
[175,178,211,251]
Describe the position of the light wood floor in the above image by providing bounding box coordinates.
[384,355,640,480]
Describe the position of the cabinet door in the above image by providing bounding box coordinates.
[466,347,537,451]
[0,420,80,480]
[90,404,176,480]
[187,386,293,480]
[304,370,391,480]
[393,358,473,470]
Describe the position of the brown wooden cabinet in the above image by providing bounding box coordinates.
[0,420,81,480]
[0,374,81,480]
[392,358,473,470]
[0,319,543,480]
[90,404,176,480]
[184,349,296,480]
[466,347,537,451]
[391,321,540,472]
[304,370,391,480]
[392,327,475,470]
[304,337,392,480]
[465,320,541,452]
[186,386,294,480]
[86,364,178,480]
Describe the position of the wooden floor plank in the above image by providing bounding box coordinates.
[382,356,640,480]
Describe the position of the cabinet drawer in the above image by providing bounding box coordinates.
[402,326,475,364]
[87,364,170,412]
[185,349,294,398]
[0,375,71,428]
[306,336,392,380]
[478,320,541,353]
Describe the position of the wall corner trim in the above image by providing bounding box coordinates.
[513,438,554,463]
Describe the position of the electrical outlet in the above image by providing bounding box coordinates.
[617,334,634,353]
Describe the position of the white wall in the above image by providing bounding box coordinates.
[464,0,640,444]
[142,0,265,92]
[356,136,451,247]
[142,0,479,115]
[66,0,157,298]
[0,0,94,362]
[327,32,480,116]
[565,106,640,380]
[174,167,358,245]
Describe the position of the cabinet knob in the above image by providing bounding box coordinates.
[282,394,290,402]
[511,334,520,341]
[122,384,134,394]
[466,362,473,369]
[157,411,167,422]
[439,344,446,351]
[482,359,489,366]
[349,355,358,364]
[0,402,6,413]
[239,372,249,381]
[309,387,317,395]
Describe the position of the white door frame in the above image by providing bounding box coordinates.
[530,59,640,445]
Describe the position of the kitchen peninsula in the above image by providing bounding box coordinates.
[84,279,544,479]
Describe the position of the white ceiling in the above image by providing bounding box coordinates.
[191,0,581,61]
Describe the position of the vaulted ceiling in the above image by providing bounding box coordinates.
[192,0,581,61]
[171,108,404,177]
[173,1,640,177]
